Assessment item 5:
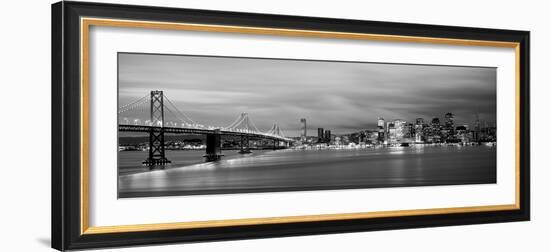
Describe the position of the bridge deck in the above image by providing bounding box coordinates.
[118,124,291,142]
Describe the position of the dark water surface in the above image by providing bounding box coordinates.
[118,145,496,198]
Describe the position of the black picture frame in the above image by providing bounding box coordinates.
[52,1,530,251]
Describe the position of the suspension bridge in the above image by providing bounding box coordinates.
[118,90,293,165]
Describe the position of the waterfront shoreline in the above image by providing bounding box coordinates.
[118,145,497,198]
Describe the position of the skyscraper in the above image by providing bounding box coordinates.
[415,118,424,143]
[387,122,396,143]
[431,117,440,127]
[324,130,331,143]
[300,118,307,142]
[317,128,324,143]
[473,114,481,142]
[445,113,455,130]
[378,117,385,128]
[377,117,385,142]
[444,113,455,139]
[394,119,407,140]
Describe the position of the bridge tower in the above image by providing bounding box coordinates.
[272,123,281,149]
[143,90,171,166]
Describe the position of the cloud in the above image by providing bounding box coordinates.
[119,53,496,135]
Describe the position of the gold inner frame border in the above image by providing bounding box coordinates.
[79,17,521,235]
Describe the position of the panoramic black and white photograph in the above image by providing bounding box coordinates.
[117,52,497,198]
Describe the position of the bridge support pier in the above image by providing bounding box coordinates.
[143,127,171,166]
[239,135,251,154]
[273,139,279,150]
[204,129,223,161]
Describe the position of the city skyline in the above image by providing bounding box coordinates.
[292,112,496,138]
[119,53,497,137]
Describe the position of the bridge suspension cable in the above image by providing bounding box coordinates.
[164,105,189,126]
[162,94,197,125]
[267,123,286,137]
[277,128,287,138]
[225,113,246,129]
[118,94,149,114]
[224,113,262,133]
[246,115,262,133]
[118,91,291,141]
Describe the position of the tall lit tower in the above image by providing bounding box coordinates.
[324,130,331,143]
[445,113,455,129]
[415,118,424,143]
[393,119,407,140]
[445,112,455,136]
[431,117,440,127]
[300,118,307,142]
[474,113,481,142]
[377,117,385,128]
[377,117,385,142]
[317,128,325,143]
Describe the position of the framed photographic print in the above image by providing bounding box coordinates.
[52,1,530,250]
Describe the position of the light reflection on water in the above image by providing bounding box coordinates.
[118,145,496,197]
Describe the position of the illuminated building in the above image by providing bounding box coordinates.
[377,117,385,142]
[431,117,440,127]
[324,130,331,143]
[415,118,424,143]
[445,112,455,131]
[300,118,307,142]
[387,122,396,143]
[394,119,407,140]
[378,117,385,128]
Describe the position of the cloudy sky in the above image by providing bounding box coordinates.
[118,53,496,137]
